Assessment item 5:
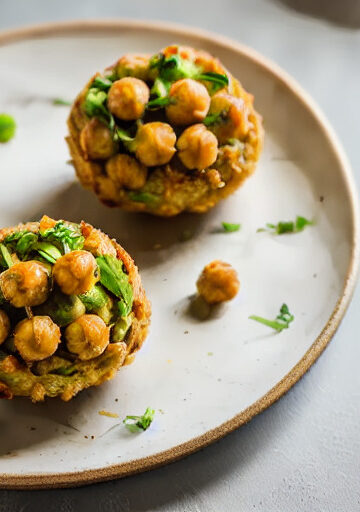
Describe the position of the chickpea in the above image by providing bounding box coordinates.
[196,260,240,304]
[107,77,150,121]
[166,78,210,126]
[116,54,150,81]
[177,124,218,170]
[134,122,176,166]
[14,316,61,361]
[65,314,109,360]
[208,93,250,144]
[53,250,99,296]
[0,310,10,345]
[0,261,50,308]
[106,154,147,190]
[80,118,115,160]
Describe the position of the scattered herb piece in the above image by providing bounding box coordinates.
[98,410,119,418]
[257,216,314,234]
[0,114,16,143]
[222,222,241,233]
[53,98,72,106]
[123,407,155,433]
[96,255,133,316]
[0,243,13,268]
[249,304,294,332]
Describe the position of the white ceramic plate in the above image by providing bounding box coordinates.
[0,20,358,489]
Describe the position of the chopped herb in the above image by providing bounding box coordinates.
[249,304,294,332]
[115,127,134,144]
[198,71,229,93]
[123,407,155,433]
[40,221,84,253]
[50,366,77,376]
[84,86,115,134]
[147,97,172,109]
[203,111,224,126]
[128,191,159,205]
[53,98,72,106]
[0,243,13,268]
[33,242,62,264]
[257,216,314,234]
[150,77,170,99]
[0,113,16,143]
[15,232,38,258]
[92,76,113,91]
[96,255,133,316]
[222,222,241,232]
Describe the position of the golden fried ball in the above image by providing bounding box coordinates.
[208,93,250,144]
[107,77,150,121]
[116,54,150,81]
[0,310,10,345]
[53,250,99,296]
[80,118,115,160]
[14,316,61,362]
[177,124,218,170]
[196,260,240,304]
[134,122,176,166]
[65,314,109,360]
[106,153,147,190]
[166,78,210,126]
[0,261,50,308]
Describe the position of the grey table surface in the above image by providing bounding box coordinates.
[0,0,359,510]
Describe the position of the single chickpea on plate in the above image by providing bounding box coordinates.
[0,215,150,402]
[67,45,263,216]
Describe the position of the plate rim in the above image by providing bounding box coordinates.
[0,18,359,489]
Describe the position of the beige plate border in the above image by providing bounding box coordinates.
[0,19,359,489]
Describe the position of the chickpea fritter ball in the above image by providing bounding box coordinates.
[208,93,250,144]
[134,122,176,166]
[166,78,210,126]
[53,250,99,296]
[106,153,147,190]
[14,316,61,362]
[65,314,110,360]
[0,261,50,308]
[116,54,150,81]
[196,260,240,304]
[80,118,115,160]
[177,124,218,170]
[107,77,150,121]
[0,310,10,345]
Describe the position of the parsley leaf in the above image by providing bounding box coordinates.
[0,114,16,143]
[222,222,241,232]
[123,407,155,433]
[96,255,133,316]
[257,216,314,234]
[249,304,294,332]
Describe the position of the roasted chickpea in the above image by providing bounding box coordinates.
[107,77,150,121]
[14,316,61,362]
[177,124,218,170]
[208,93,250,144]
[80,118,115,160]
[134,122,176,166]
[106,154,147,190]
[166,78,210,126]
[53,251,99,296]
[116,54,150,81]
[196,260,240,304]
[0,310,10,345]
[0,261,50,308]
[65,314,109,360]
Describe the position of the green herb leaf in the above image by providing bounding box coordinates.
[150,77,170,99]
[0,243,13,268]
[34,242,62,264]
[249,303,294,332]
[123,407,155,433]
[150,52,199,82]
[92,76,113,91]
[128,191,159,205]
[0,114,16,143]
[146,97,172,109]
[257,216,314,235]
[53,98,72,106]
[40,221,84,253]
[203,111,224,126]
[222,222,241,232]
[50,366,77,376]
[15,232,38,258]
[96,255,133,316]
[115,127,134,143]
[198,71,229,93]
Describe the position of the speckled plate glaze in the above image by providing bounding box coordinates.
[0,20,358,489]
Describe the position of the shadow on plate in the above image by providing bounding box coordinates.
[27,181,220,270]
[272,0,360,28]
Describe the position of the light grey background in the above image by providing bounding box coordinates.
[0,0,359,510]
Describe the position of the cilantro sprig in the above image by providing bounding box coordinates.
[0,114,16,143]
[40,221,84,254]
[249,304,294,332]
[257,216,314,235]
[222,222,241,233]
[96,255,133,316]
[123,407,155,433]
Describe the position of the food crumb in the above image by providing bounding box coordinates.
[30,426,36,431]
[313,273,317,278]
[320,196,324,202]
[115,398,119,402]
[91,435,95,439]
[158,409,165,414]
[174,309,178,315]
[98,410,119,418]
[207,352,213,356]
[184,330,189,334]
[179,229,193,242]
[167,359,172,364]
[84,435,88,439]
[153,243,162,250]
